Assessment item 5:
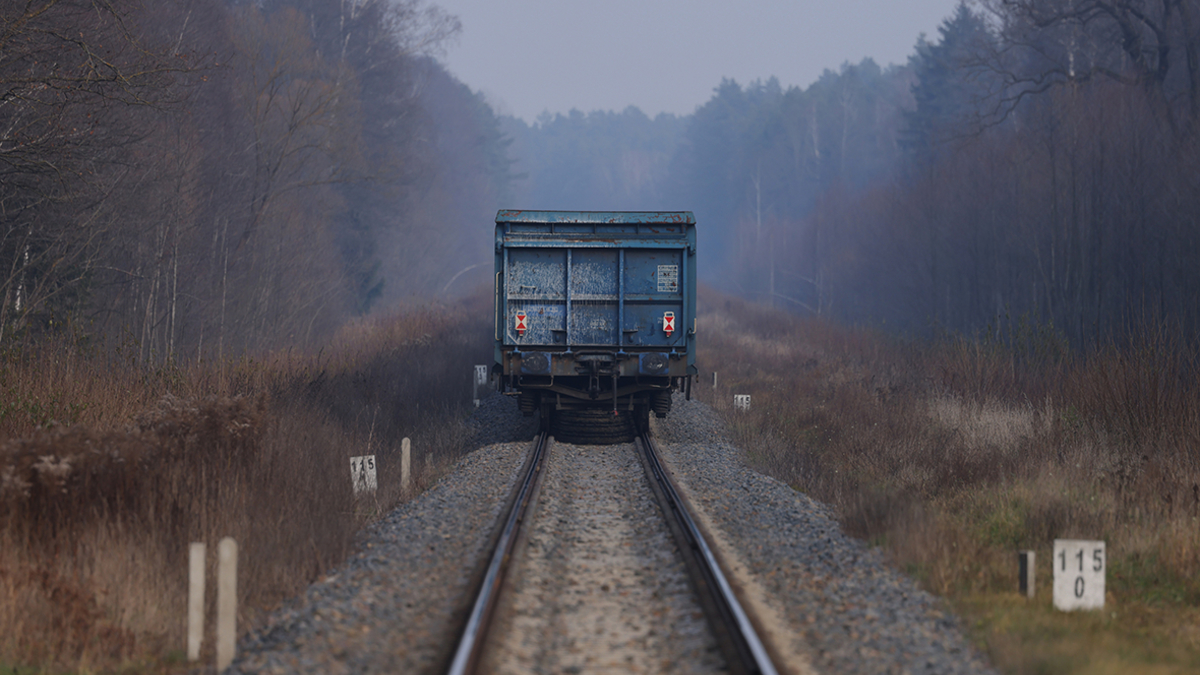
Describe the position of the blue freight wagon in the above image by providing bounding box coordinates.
[493,210,697,442]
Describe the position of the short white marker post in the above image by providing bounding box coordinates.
[1018,550,1035,598]
[187,542,205,661]
[712,372,718,389]
[1053,539,1105,610]
[734,394,751,411]
[401,437,412,491]
[473,365,488,407]
[216,537,237,671]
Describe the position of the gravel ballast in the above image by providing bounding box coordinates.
[481,440,724,674]
[233,391,995,675]
[655,394,996,675]
[231,394,535,675]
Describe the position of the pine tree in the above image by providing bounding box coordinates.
[902,2,996,166]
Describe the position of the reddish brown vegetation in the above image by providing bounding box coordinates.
[695,290,1200,671]
[0,300,490,670]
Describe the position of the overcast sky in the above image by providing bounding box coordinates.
[432,0,966,122]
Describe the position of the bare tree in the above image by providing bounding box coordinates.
[981,0,1200,129]
[0,0,199,341]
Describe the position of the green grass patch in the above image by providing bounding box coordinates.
[960,592,1200,675]
[1109,553,1200,606]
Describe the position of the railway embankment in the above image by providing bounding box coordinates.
[231,393,540,674]
[694,290,1200,673]
[656,396,993,674]
[233,391,994,674]
[9,292,1199,674]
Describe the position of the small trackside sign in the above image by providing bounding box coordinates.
[514,312,527,336]
[663,311,675,337]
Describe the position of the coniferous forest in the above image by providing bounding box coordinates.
[507,1,1200,348]
[7,1,1200,354]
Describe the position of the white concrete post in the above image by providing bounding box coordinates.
[401,437,412,491]
[473,365,488,407]
[1053,539,1105,610]
[216,537,238,671]
[1018,550,1035,598]
[350,455,377,494]
[187,542,206,661]
[712,372,718,389]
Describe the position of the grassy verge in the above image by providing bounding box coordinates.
[0,295,492,672]
[694,289,1200,674]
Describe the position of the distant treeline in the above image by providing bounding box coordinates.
[9,1,1200,354]
[0,0,513,358]
[505,1,1200,347]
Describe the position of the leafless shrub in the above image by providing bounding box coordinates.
[0,300,488,669]
[697,289,1200,605]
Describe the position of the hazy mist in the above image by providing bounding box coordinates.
[434,0,963,120]
[6,0,1200,356]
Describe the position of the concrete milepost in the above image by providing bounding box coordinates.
[216,537,238,670]
[350,455,378,495]
[474,365,489,407]
[1017,550,1035,599]
[187,543,205,661]
[1053,539,1105,610]
[401,437,411,492]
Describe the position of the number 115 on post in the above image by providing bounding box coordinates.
[1053,539,1105,611]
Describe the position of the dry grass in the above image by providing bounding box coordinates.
[0,296,492,672]
[695,288,1200,673]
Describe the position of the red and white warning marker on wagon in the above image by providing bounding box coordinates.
[663,311,675,337]
[514,311,528,336]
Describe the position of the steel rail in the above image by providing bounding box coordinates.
[446,431,549,675]
[637,432,780,675]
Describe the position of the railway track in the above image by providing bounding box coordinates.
[233,394,993,675]
[446,429,779,675]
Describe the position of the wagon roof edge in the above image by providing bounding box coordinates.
[495,210,695,225]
